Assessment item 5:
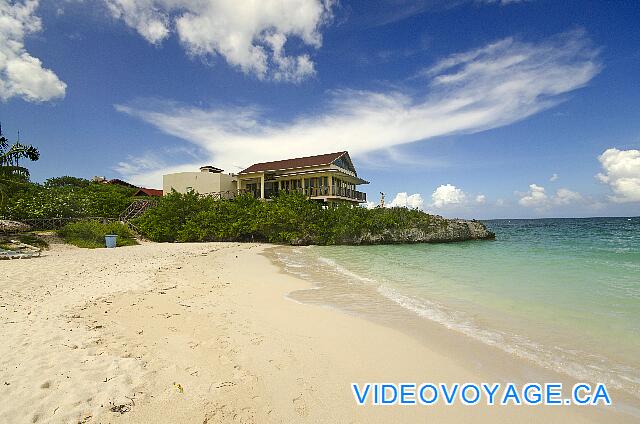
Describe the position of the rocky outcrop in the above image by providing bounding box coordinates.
[342,219,494,245]
[291,218,495,245]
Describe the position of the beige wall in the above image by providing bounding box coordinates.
[163,172,237,195]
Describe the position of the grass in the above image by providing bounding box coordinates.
[58,221,138,249]
[0,233,50,250]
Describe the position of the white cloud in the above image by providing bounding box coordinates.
[105,0,332,82]
[553,188,582,205]
[550,173,558,182]
[0,0,66,102]
[518,184,583,209]
[365,201,377,209]
[388,192,424,209]
[596,148,640,203]
[518,183,548,207]
[115,30,600,186]
[475,194,486,204]
[431,184,467,208]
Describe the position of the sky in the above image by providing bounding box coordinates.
[1,0,639,219]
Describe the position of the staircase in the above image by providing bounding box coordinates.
[119,199,157,223]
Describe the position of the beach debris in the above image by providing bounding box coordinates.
[109,402,131,414]
[174,382,184,393]
[215,381,236,389]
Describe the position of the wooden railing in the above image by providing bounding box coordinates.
[19,217,116,230]
[264,186,366,201]
[119,199,158,222]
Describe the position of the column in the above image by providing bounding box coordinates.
[260,174,265,199]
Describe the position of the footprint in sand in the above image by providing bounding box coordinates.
[215,381,236,389]
[267,359,282,370]
[292,394,309,417]
[205,403,256,424]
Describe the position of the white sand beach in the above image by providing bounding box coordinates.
[0,242,635,423]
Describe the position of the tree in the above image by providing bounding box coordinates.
[0,126,40,205]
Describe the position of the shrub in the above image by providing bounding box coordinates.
[58,221,138,248]
[1,180,136,221]
[133,191,452,245]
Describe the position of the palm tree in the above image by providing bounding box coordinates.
[0,126,40,205]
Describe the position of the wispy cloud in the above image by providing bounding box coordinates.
[115,30,601,187]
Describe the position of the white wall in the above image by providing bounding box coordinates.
[163,172,237,195]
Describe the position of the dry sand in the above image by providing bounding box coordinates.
[0,242,635,423]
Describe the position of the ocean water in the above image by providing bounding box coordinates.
[274,217,640,398]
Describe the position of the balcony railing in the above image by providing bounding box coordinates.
[255,186,366,202]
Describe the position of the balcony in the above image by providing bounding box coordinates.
[258,186,366,202]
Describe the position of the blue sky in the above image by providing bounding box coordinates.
[1,0,639,219]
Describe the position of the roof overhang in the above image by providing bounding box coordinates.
[272,169,369,184]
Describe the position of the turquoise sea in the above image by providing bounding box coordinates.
[274,217,640,398]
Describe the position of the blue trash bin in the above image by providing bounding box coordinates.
[105,234,118,248]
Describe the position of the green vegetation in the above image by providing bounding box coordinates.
[0,128,40,207]
[0,233,49,250]
[1,176,137,221]
[58,221,138,248]
[133,191,448,245]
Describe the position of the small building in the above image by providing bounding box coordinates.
[237,151,368,204]
[163,166,236,195]
[162,151,368,205]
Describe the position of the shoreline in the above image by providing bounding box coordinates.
[1,242,636,423]
[266,245,640,419]
[268,245,640,405]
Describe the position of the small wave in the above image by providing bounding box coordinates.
[316,256,376,284]
[275,247,640,399]
[377,284,639,398]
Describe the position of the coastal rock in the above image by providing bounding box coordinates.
[291,218,495,245]
[0,220,31,233]
[347,219,495,245]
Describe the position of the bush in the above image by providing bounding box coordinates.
[133,191,450,245]
[1,179,136,221]
[58,221,138,248]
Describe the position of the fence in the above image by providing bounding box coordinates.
[19,216,116,231]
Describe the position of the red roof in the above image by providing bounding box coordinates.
[133,188,163,197]
[239,151,347,174]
